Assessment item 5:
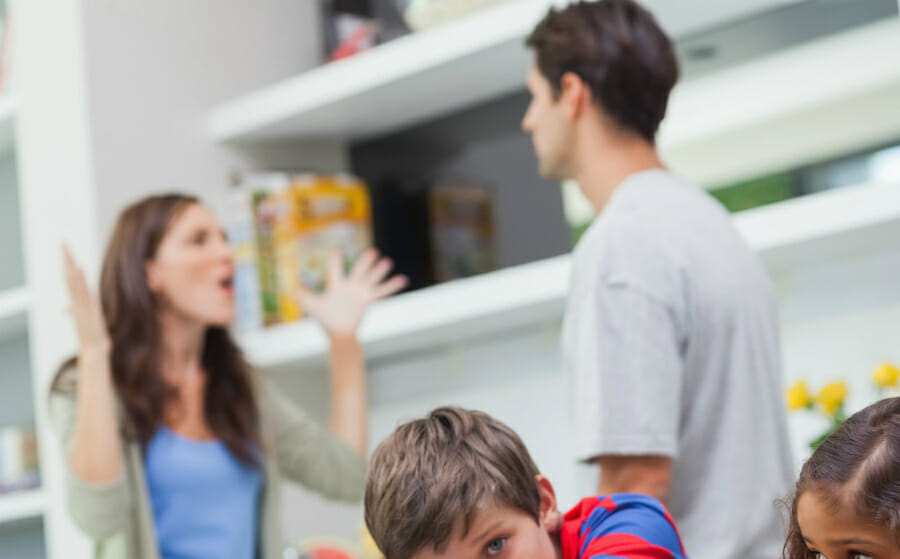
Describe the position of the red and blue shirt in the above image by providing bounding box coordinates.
[560,494,687,559]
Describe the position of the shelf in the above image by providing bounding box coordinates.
[209,0,801,143]
[733,182,900,272]
[238,181,900,369]
[0,286,29,342]
[0,489,44,524]
[661,18,900,187]
[0,96,15,155]
[239,255,570,369]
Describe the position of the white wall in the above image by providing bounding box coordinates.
[79,0,349,240]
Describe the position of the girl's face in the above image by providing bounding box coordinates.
[145,203,235,327]
[797,491,900,559]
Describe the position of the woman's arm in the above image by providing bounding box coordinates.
[63,247,124,483]
[297,249,406,456]
[69,345,123,483]
[261,377,367,502]
[51,248,130,540]
[327,333,367,455]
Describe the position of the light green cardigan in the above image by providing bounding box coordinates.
[50,371,367,559]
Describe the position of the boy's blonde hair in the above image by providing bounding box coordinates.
[364,407,542,559]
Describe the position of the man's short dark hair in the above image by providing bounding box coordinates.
[526,0,680,143]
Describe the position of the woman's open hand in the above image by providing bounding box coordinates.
[63,246,110,355]
[296,249,407,338]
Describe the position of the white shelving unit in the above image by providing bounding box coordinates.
[208,0,802,143]
[0,10,47,555]
[0,489,45,525]
[239,181,900,369]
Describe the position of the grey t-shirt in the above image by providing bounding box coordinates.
[562,169,794,559]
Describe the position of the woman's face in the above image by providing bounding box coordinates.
[145,203,235,327]
[797,490,900,559]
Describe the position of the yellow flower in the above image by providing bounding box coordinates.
[817,381,849,416]
[787,380,812,411]
[873,362,900,389]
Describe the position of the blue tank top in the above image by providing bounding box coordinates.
[144,426,262,559]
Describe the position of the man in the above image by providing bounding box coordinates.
[522,2,794,558]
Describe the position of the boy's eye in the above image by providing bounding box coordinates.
[191,231,207,245]
[486,537,507,556]
[851,554,872,559]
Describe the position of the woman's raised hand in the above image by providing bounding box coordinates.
[296,249,407,337]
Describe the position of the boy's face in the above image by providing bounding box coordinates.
[411,476,562,559]
[522,65,577,182]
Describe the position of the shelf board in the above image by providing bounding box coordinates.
[239,254,570,369]
[661,18,900,187]
[0,96,15,155]
[0,488,44,524]
[0,286,30,341]
[734,181,900,272]
[209,0,800,143]
[239,181,900,369]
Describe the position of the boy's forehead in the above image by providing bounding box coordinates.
[424,506,530,559]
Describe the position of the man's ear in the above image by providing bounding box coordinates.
[558,72,589,119]
[536,475,562,532]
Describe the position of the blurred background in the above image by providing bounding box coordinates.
[2,0,900,557]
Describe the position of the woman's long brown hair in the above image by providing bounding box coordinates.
[783,397,900,558]
[52,194,261,465]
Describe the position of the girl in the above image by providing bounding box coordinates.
[785,397,900,559]
[51,193,406,559]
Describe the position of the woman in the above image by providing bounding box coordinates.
[50,193,406,559]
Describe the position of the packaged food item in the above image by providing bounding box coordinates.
[292,173,373,297]
[248,173,294,326]
[272,182,304,324]
[237,172,374,327]
[428,181,497,282]
[322,0,377,61]
[227,187,263,332]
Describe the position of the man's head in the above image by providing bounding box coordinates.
[522,0,679,180]
[365,407,562,559]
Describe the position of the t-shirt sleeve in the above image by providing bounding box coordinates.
[569,278,684,461]
[581,496,686,559]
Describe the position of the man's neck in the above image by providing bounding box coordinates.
[573,134,665,214]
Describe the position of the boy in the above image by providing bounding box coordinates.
[365,407,687,559]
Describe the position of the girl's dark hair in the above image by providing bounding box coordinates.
[784,397,900,558]
[526,0,679,144]
[51,194,261,465]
